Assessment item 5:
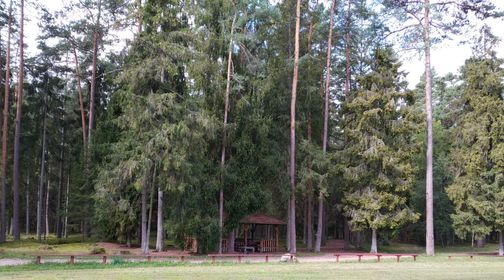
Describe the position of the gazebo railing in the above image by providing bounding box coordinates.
[259,239,277,252]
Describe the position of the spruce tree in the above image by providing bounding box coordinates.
[342,48,420,253]
[446,52,504,255]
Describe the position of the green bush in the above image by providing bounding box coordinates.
[90,246,106,254]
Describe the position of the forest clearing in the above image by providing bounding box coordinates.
[0,0,504,278]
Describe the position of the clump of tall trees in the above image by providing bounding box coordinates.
[0,0,502,257]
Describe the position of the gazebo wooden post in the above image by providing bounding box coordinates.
[275,225,279,252]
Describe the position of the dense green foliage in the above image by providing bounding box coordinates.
[341,49,420,246]
[0,0,502,254]
[446,53,504,240]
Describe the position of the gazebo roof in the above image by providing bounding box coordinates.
[239,214,286,225]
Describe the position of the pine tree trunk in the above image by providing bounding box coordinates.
[56,128,65,238]
[315,0,336,254]
[322,207,328,246]
[306,115,313,251]
[218,10,237,255]
[136,0,142,34]
[343,217,350,249]
[87,0,102,144]
[424,0,435,256]
[72,47,87,147]
[286,195,291,252]
[307,186,313,251]
[0,1,12,243]
[345,0,351,97]
[25,175,29,235]
[36,93,47,241]
[11,0,24,241]
[63,173,70,238]
[227,229,235,253]
[141,167,149,255]
[45,179,50,237]
[303,198,307,245]
[499,231,503,256]
[155,187,163,252]
[288,0,302,255]
[370,229,377,253]
[146,167,155,253]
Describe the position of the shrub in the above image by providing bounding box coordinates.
[90,246,106,254]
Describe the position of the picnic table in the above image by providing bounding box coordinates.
[239,246,255,253]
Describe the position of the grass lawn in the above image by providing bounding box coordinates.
[1,237,502,279]
[0,235,176,258]
[0,257,504,280]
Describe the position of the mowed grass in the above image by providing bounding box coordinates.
[0,234,178,259]
[0,235,98,259]
[0,257,503,280]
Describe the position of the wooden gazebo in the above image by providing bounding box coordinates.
[234,214,286,253]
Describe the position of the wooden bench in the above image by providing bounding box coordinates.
[392,254,418,262]
[207,253,274,263]
[33,254,190,264]
[34,254,107,264]
[334,253,418,263]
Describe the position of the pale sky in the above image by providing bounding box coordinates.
[19,0,504,88]
[401,1,504,86]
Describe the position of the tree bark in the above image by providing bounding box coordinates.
[25,174,29,235]
[63,172,70,238]
[87,0,102,145]
[287,0,301,255]
[499,231,503,256]
[306,115,313,251]
[424,0,435,256]
[146,166,155,252]
[345,0,351,96]
[0,0,12,243]
[303,0,318,251]
[370,229,377,253]
[45,179,50,237]
[56,127,65,238]
[218,9,237,255]
[227,229,235,253]
[11,0,24,241]
[72,47,87,147]
[307,186,313,250]
[136,0,142,34]
[155,187,163,252]
[343,217,350,249]
[286,194,291,252]
[36,91,48,241]
[303,198,307,245]
[315,0,336,254]
[141,166,150,255]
